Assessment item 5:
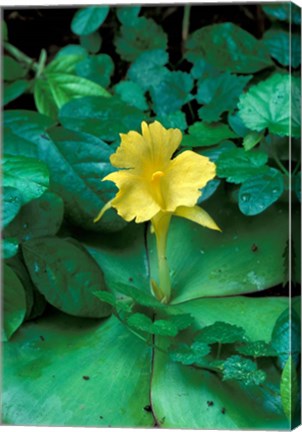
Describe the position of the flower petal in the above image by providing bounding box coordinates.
[110,130,146,170]
[94,199,114,223]
[161,151,216,211]
[104,170,161,223]
[174,205,221,231]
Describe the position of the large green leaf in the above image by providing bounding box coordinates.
[114,80,148,111]
[3,80,29,105]
[115,17,168,62]
[2,187,22,228]
[2,155,49,205]
[22,237,111,318]
[238,168,284,216]
[59,96,145,142]
[186,23,273,73]
[4,192,64,243]
[182,122,237,148]
[2,264,27,341]
[196,73,252,122]
[263,29,301,68]
[148,195,289,304]
[238,73,301,137]
[34,72,110,119]
[4,115,124,232]
[2,313,153,426]
[151,296,291,429]
[75,54,114,88]
[71,6,109,36]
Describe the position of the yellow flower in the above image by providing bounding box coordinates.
[95,121,220,303]
[95,120,220,230]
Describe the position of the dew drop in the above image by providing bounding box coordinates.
[272,188,278,194]
[34,263,40,273]
[200,250,205,255]
[241,193,250,202]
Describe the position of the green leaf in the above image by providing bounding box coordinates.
[157,111,188,131]
[115,17,168,62]
[280,356,299,420]
[201,140,236,162]
[56,44,88,58]
[228,111,251,137]
[3,80,29,105]
[243,130,264,151]
[71,6,109,36]
[170,342,211,365]
[186,23,273,73]
[238,73,301,137]
[2,187,22,227]
[182,122,237,148]
[217,148,268,184]
[22,237,112,318]
[3,238,19,259]
[150,71,193,116]
[196,73,252,122]
[75,54,114,88]
[236,341,277,358]
[127,313,153,333]
[80,31,102,53]
[128,49,169,91]
[270,308,301,369]
[3,56,26,81]
[2,155,49,205]
[263,29,301,68]
[116,6,141,25]
[148,194,289,302]
[262,3,301,25]
[196,322,247,344]
[93,291,117,307]
[4,192,64,243]
[2,313,153,426]
[59,96,145,142]
[222,355,266,386]
[238,168,284,215]
[46,54,85,74]
[34,72,110,119]
[114,80,148,111]
[198,179,221,204]
[2,264,26,341]
[110,282,164,310]
[190,58,221,80]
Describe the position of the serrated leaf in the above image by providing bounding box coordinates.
[150,71,193,116]
[2,264,26,341]
[217,148,269,184]
[263,29,301,68]
[222,355,266,386]
[115,17,168,62]
[262,3,301,25]
[114,80,148,111]
[236,341,277,357]
[59,96,145,142]
[243,131,264,151]
[2,155,49,205]
[228,111,251,137]
[93,290,116,307]
[3,80,29,105]
[186,22,273,73]
[238,73,301,137]
[127,313,153,333]
[167,313,194,331]
[196,321,247,344]
[116,6,141,25]
[80,31,102,54]
[238,167,284,215]
[280,356,299,420]
[152,320,179,336]
[197,73,252,122]
[201,140,236,162]
[3,56,26,81]
[157,111,187,131]
[128,49,169,91]
[111,283,164,310]
[182,122,237,148]
[190,58,221,80]
[71,6,109,36]
[75,54,114,88]
[22,237,112,318]
[170,342,210,365]
[2,187,22,227]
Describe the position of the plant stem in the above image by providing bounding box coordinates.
[273,154,289,176]
[292,160,301,176]
[182,5,191,43]
[4,42,39,72]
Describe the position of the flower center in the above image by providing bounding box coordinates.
[151,171,165,182]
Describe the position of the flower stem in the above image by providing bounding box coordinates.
[151,213,172,304]
[182,5,191,43]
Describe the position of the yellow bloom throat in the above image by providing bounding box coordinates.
[95,121,221,303]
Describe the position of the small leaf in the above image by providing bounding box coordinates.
[243,131,264,151]
[186,22,273,73]
[182,122,237,148]
[262,3,301,25]
[198,179,221,204]
[167,313,194,331]
[2,264,26,341]
[56,44,88,58]
[263,29,301,68]
[217,148,269,184]
[201,140,236,162]
[114,80,148,111]
[127,313,153,333]
[236,341,277,357]
[196,73,252,122]
[3,56,26,81]
[2,155,49,205]
[195,321,247,344]
[238,168,284,215]
[80,31,102,54]
[280,356,299,420]
[157,111,187,131]
[71,6,109,36]
[111,283,164,310]
[3,80,28,105]
[94,291,116,307]
[170,342,211,365]
[75,54,114,88]
[2,187,22,227]
[115,17,168,62]
[152,320,178,337]
[238,73,301,137]
[116,6,141,25]
[222,355,266,386]
[228,111,251,137]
